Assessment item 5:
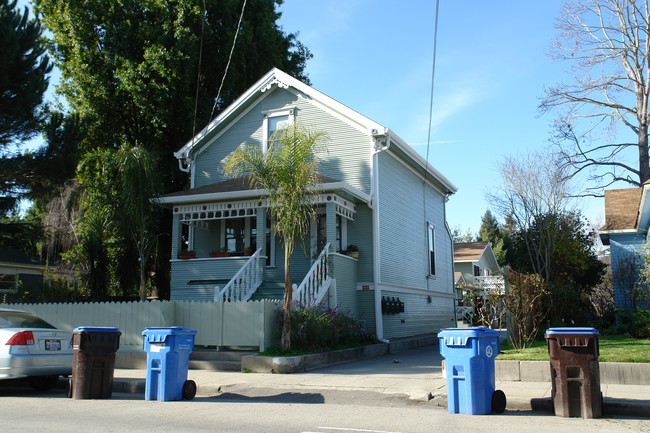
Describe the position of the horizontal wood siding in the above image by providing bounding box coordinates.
[380,290,456,339]
[1,300,280,351]
[347,205,374,282]
[171,258,252,300]
[356,290,376,335]
[290,92,372,195]
[193,87,372,194]
[193,90,298,187]
[377,151,453,294]
[330,254,358,317]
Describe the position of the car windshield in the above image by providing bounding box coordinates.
[0,311,56,329]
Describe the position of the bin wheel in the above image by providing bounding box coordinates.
[182,380,197,400]
[492,389,506,414]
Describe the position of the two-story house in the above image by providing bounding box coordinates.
[159,68,458,341]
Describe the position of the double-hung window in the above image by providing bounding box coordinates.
[427,223,436,277]
[263,108,294,152]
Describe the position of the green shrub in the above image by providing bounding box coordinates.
[602,309,650,339]
[277,304,376,353]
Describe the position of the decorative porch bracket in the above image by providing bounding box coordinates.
[292,243,331,307]
[214,249,264,302]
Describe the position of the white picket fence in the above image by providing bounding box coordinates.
[0,300,280,351]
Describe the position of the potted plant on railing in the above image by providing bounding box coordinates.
[344,244,359,259]
[243,245,253,256]
[178,250,196,259]
[210,246,231,258]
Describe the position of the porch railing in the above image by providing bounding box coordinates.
[456,305,474,324]
[292,243,331,307]
[214,248,264,302]
[475,275,506,295]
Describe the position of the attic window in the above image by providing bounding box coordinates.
[263,108,294,152]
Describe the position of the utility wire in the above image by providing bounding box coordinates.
[192,0,207,142]
[210,0,248,120]
[424,0,440,184]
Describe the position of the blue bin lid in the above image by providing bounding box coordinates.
[74,326,120,333]
[142,327,197,338]
[438,327,500,337]
[545,327,598,335]
[438,327,499,347]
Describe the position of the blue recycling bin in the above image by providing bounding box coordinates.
[142,327,197,401]
[438,327,505,415]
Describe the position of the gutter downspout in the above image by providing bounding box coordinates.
[444,196,456,327]
[370,130,391,342]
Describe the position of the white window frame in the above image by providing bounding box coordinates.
[427,222,436,277]
[262,108,295,153]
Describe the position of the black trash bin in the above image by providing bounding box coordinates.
[544,327,602,418]
[69,326,121,399]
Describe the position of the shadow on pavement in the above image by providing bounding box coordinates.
[211,391,325,404]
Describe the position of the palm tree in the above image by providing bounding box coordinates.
[115,144,162,301]
[224,121,328,349]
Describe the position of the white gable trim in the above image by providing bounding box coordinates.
[193,88,275,160]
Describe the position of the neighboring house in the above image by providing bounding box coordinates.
[453,241,503,325]
[159,68,458,341]
[454,241,501,284]
[598,183,650,310]
[0,247,72,300]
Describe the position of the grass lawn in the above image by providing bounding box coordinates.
[497,335,650,363]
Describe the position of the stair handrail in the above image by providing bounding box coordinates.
[292,243,331,307]
[214,248,264,303]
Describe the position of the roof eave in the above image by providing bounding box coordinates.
[384,129,457,195]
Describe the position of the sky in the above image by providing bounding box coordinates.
[16,0,605,235]
[276,0,604,235]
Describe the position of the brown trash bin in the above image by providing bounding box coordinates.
[69,327,121,399]
[544,327,602,418]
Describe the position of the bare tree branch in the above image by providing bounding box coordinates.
[541,0,650,194]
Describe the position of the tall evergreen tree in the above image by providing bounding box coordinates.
[477,210,508,266]
[0,0,52,213]
[35,0,311,297]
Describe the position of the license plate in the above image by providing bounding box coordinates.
[45,340,61,351]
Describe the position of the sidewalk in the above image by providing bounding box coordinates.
[112,345,650,417]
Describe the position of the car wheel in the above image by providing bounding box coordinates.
[30,375,60,391]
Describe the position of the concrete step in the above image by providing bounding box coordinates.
[189,359,241,371]
[115,350,258,371]
[191,350,257,362]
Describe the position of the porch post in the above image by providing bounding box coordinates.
[326,202,336,253]
[257,206,266,257]
[171,213,182,258]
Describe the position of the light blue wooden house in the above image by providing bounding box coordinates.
[598,183,650,310]
[159,68,458,340]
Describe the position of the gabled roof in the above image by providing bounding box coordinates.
[174,68,457,195]
[454,242,490,262]
[600,187,642,231]
[453,241,500,272]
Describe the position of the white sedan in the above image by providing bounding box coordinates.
[0,308,73,389]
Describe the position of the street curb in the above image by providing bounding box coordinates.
[241,343,389,373]
[108,376,650,418]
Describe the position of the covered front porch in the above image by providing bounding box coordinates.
[162,177,367,306]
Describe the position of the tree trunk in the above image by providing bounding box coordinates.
[139,253,146,301]
[281,239,293,350]
[639,123,650,184]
